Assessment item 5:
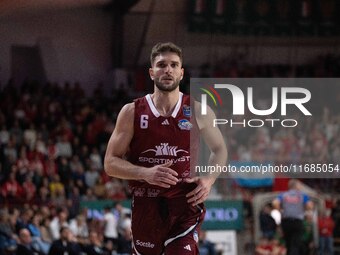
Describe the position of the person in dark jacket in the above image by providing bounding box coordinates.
[82,231,109,255]
[48,226,79,255]
[16,228,44,255]
[259,204,277,240]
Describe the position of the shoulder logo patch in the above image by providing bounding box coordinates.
[183,105,191,117]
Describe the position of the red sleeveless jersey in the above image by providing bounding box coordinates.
[127,92,199,198]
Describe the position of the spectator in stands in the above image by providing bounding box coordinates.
[82,188,97,202]
[116,226,132,255]
[44,157,57,177]
[29,153,44,175]
[318,209,335,255]
[198,230,216,255]
[259,204,277,240]
[28,213,51,253]
[22,176,37,202]
[10,120,23,145]
[23,123,37,150]
[302,211,315,255]
[0,210,17,254]
[85,165,99,189]
[115,203,131,237]
[255,237,272,255]
[102,240,116,255]
[16,209,32,233]
[82,230,107,255]
[104,179,126,200]
[16,228,44,255]
[3,138,18,163]
[57,157,71,184]
[69,214,89,243]
[49,174,64,199]
[270,239,286,255]
[78,145,90,166]
[46,139,58,160]
[48,226,79,255]
[270,204,282,226]
[1,171,23,203]
[56,134,72,158]
[35,186,52,207]
[67,186,81,219]
[0,125,9,145]
[39,217,53,246]
[92,178,106,199]
[52,188,67,209]
[102,206,118,247]
[255,237,287,255]
[49,208,69,240]
[89,147,103,171]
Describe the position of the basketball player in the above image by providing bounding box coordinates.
[104,42,227,255]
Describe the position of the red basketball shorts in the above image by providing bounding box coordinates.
[131,196,205,255]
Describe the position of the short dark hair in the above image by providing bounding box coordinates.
[150,42,183,66]
[60,226,70,234]
[288,179,299,189]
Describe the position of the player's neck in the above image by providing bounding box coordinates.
[151,90,180,117]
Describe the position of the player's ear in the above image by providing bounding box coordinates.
[180,68,184,80]
[149,68,154,80]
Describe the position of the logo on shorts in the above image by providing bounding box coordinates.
[184,244,192,251]
[136,240,155,249]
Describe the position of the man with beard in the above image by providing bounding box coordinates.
[104,42,227,255]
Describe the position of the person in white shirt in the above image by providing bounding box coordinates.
[49,209,69,240]
[103,206,118,247]
[69,214,89,242]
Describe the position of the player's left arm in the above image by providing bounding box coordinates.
[303,194,314,211]
[186,102,228,206]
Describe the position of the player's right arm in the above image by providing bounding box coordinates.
[104,103,178,188]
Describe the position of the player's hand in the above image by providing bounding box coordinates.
[143,161,178,188]
[185,176,215,206]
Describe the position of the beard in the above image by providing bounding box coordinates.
[154,77,180,92]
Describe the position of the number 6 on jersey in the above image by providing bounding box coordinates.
[141,114,149,129]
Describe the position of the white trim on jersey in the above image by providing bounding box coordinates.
[146,94,160,117]
[171,92,183,118]
[145,92,183,118]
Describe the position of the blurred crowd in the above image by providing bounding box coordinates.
[0,202,132,255]
[256,199,340,255]
[0,81,133,254]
